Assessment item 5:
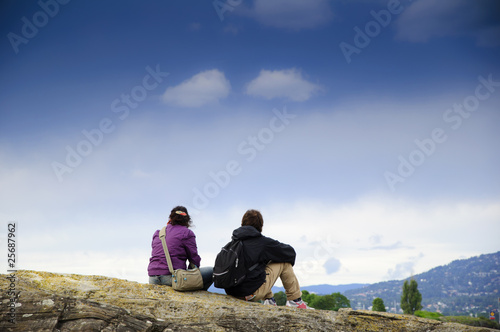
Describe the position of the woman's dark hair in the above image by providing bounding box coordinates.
[241,209,263,233]
[169,206,192,227]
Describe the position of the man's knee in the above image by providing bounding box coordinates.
[282,262,295,273]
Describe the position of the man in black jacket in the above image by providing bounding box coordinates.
[224,209,311,309]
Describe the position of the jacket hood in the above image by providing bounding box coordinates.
[232,225,262,241]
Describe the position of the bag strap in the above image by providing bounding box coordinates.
[159,226,175,275]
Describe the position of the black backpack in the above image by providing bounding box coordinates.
[212,239,258,289]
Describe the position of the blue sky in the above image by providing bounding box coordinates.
[1,0,499,286]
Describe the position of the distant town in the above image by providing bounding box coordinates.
[343,252,499,317]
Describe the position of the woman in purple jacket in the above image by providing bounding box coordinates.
[148,206,213,290]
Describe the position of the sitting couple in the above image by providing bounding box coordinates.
[147,206,311,309]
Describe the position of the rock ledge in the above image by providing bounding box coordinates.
[0,271,495,331]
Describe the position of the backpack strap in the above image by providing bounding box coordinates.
[159,226,175,275]
[249,262,259,271]
[240,239,259,272]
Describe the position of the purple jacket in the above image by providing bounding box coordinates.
[147,224,202,276]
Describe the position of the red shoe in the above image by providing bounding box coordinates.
[286,299,314,309]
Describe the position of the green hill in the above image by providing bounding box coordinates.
[344,251,500,316]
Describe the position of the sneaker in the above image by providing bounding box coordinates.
[286,298,314,309]
[262,297,277,306]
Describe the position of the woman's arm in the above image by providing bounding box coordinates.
[184,230,202,267]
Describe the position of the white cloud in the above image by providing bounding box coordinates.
[162,69,231,107]
[243,0,333,30]
[2,95,499,285]
[395,0,500,47]
[260,196,500,285]
[10,195,499,285]
[245,68,322,101]
[386,253,424,280]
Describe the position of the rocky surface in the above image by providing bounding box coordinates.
[0,270,496,331]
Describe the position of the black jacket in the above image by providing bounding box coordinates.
[224,225,296,297]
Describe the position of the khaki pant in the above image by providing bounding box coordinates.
[252,262,302,301]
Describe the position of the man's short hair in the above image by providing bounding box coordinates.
[241,209,263,233]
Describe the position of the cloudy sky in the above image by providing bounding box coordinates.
[1,0,499,288]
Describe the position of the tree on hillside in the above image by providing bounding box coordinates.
[301,291,351,311]
[274,291,287,306]
[301,290,318,308]
[311,294,337,310]
[372,297,386,312]
[401,278,422,315]
[330,292,351,311]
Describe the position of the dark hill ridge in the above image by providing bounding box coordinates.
[343,251,500,315]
